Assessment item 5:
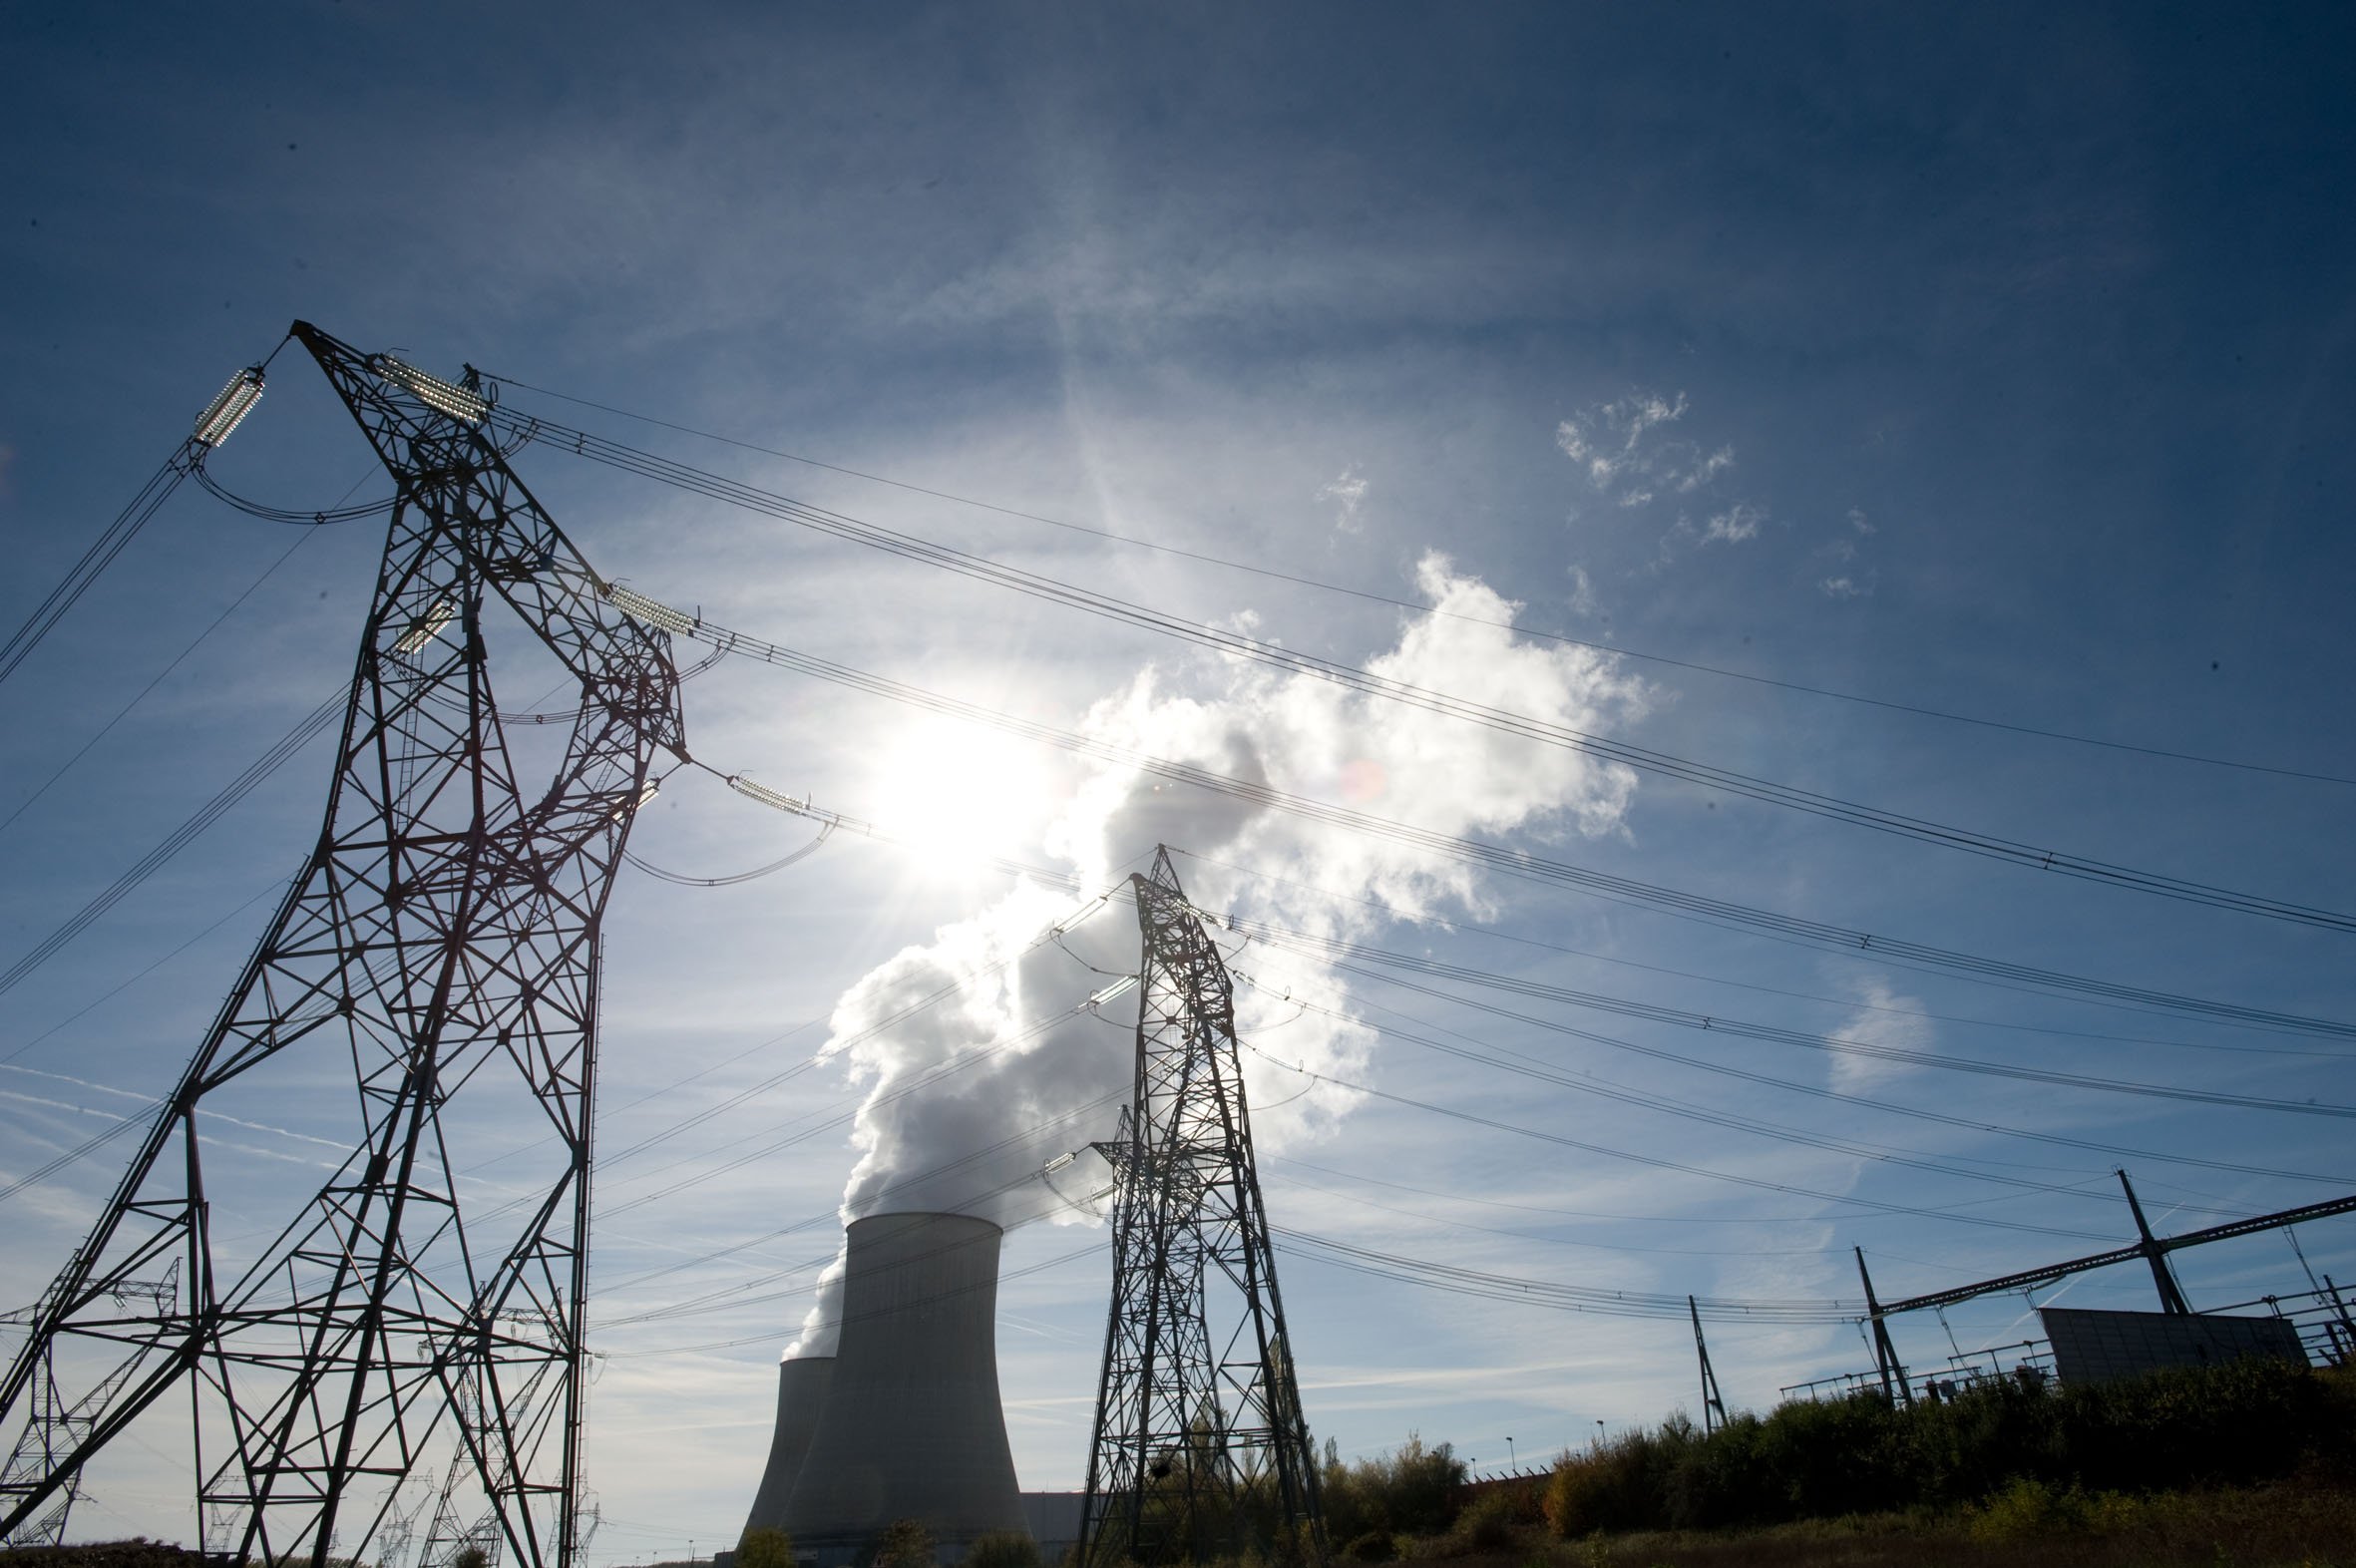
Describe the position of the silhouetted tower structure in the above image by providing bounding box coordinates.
[2117,1169,2193,1315]
[0,322,685,1567]
[1687,1297,1728,1435]
[1854,1249,1913,1407]
[1077,849,1324,1568]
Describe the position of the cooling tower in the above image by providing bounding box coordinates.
[741,1355,834,1541]
[784,1212,1025,1553]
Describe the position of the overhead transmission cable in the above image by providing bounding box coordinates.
[593,586,2356,1042]
[0,684,350,999]
[1,525,327,841]
[1228,967,2333,1201]
[1272,1228,1864,1326]
[1265,1159,1843,1260]
[1234,1038,2117,1243]
[0,363,270,689]
[482,372,2353,789]
[1178,850,2352,1061]
[1220,916,2356,1122]
[594,966,1135,1223]
[503,412,2355,934]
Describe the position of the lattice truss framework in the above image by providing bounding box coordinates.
[1079,848,1325,1568]
[0,321,685,1568]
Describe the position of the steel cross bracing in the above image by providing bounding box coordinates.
[0,321,685,1568]
[1078,848,1325,1568]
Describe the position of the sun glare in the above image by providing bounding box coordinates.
[868,719,1059,863]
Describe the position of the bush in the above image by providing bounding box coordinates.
[962,1532,1037,1568]
[861,1519,934,1568]
[736,1527,795,1568]
[1448,1490,1525,1553]
[1339,1531,1395,1562]
[1543,1358,2355,1542]
[1542,1419,1694,1538]
[1321,1433,1468,1541]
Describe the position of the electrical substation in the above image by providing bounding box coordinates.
[3,324,2353,1568]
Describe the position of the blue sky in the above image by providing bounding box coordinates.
[4,3,2354,1560]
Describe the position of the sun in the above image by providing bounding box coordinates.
[867,717,1061,862]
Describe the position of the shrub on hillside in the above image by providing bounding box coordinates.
[1543,1358,2353,1541]
[1542,1419,1693,1537]
[1321,1434,1467,1541]
[1448,1488,1529,1553]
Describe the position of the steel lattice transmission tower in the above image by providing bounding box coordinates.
[0,321,685,1568]
[1077,848,1325,1568]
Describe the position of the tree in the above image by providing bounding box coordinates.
[738,1526,796,1568]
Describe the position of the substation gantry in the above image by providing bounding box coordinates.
[0,322,686,1568]
[1079,849,1327,1568]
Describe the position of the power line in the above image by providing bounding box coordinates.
[1237,1038,2119,1243]
[509,416,2355,933]
[1275,965,2344,1191]
[481,373,2355,789]
[1222,918,2356,1122]
[0,686,349,999]
[1,526,325,841]
[0,455,194,689]
[1178,850,2354,1060]
[600,588,2356,1040]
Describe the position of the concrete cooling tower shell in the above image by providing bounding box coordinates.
[742,1356,834,1540]
[784,1212,1025,1552]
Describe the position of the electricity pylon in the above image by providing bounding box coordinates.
[0,321,685,1568]
[1078,848,1324,1568]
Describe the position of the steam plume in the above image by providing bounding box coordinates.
[785,556,1646,1356]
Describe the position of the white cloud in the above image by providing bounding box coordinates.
[1318,466,1371,532]
[1675,446,1736,492]
[1827,977,1936,1094]
[1566,564,1602,617]
[1815,508,1878,594]
[1555,391,1733,507]
[1702,502,1765,545]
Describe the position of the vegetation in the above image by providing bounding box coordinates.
[964,1531,1040,1568]
[1539,1359,2353,1537]
[860,1518,935,1568]
[1321,1431,1469,1555]
[736,1526,795,1568]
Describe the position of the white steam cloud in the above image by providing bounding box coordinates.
[784,555,1649,1357]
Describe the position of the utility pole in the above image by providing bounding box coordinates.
[1077,848,1325,1568]
[1853,1250,1913,1407]
[0,323,685,1568]
[1688,1297,1728,1434]
[2323,1277,2356,1366]
[2118,1170,2193,1316]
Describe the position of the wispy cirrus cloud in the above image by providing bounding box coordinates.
[1318,466,1370,533]
[1559,391,1763,566]
[1818,508,1879,598]
[1555,391,1735,509]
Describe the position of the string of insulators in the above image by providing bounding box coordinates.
[193,367,266,448]
[369,355,489,424]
